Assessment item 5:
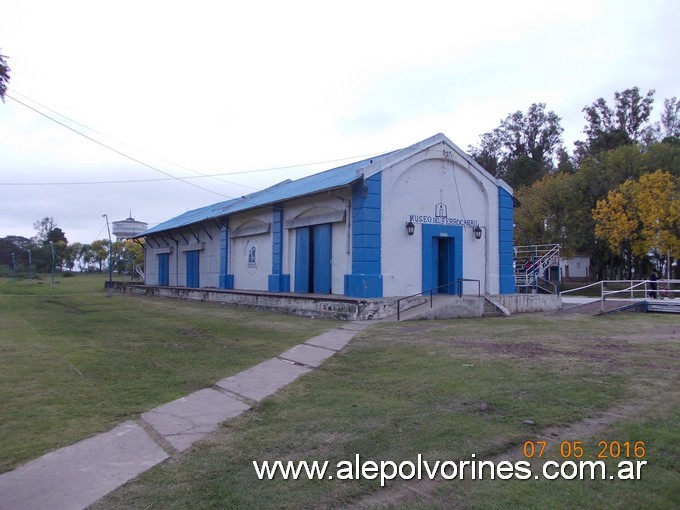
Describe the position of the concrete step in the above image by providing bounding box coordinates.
[483,296,511,317]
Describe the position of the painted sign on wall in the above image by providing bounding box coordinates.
[408,200,478,228]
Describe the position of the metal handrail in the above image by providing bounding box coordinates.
[456,278,481,298]
[560,279,679,312]
[396,278,481,321]
[559,281,603,296]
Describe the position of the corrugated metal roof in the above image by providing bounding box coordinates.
[137,132,503,237]
[140,150,398,236]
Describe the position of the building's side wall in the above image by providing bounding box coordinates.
[141,139,513,299]
[144,222,223,288]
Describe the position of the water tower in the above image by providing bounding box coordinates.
[112,213,148,241]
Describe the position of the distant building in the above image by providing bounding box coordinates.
[112,215,148,241]
[135,134,516,297]
[560,255,591,281]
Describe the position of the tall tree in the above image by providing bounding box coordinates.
[575,87,655,160]
[0,49,10,102]
[469,103,564,188]
[90,239,110,273]
[33,217,59,244]
[659,97,680,141]
[46,227,67,245]
[513,172,575,251]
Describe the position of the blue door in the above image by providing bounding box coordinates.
[294,227,310,292]
[294,224,332,293]
[185,250,200,287]
[158,253,169,286]
[421,225,463,295]
[436,238,454,293]
[313,223,332,294]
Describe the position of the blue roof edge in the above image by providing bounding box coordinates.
[136,133,507,238]
[137,149,397,237]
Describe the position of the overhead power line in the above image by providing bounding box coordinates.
[7,89,257,191]
[4,90,384,189]
[6,92,232,198]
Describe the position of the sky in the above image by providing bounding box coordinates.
[1,0,678,244]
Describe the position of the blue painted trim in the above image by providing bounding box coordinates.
[421,224,463,294]
[219,219,234,289]
[268,204,290,291]
[268,274,290,292]
[498,188,516,294]
[344,274,383,297]
[271,205,283,275]
[344,174,383,298]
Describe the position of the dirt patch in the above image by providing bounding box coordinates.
[386,323,440,335]
[177,327,214,340]
[42,299,86,314]
[449,338,559,359]
[608,324,679,343]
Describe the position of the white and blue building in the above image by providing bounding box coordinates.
[137,134,516,299]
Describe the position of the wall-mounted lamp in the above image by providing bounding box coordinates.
[406,221,415,236]
[473,225,483,240]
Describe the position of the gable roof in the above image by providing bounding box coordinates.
[138,133,506,237]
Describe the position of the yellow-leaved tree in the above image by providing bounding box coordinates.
[633,170,680,258]
[593,170,679,276]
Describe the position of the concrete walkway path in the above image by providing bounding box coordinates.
[0,323,371,510]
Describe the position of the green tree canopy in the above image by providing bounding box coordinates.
[468,103,564,188]
[574,87,656,161]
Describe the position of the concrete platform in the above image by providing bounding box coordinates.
[215,358,311,402]
[115,283,399,320]
[141,388,251,451]
[0,422,168,510]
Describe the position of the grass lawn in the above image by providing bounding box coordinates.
[92,311,680,510]
[0,274,335,473]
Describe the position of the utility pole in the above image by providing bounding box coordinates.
[50,241,55,288]
[102,214,113,296]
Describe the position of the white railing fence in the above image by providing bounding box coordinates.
[560,279,680,312]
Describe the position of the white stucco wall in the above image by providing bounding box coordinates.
[229,211,273,291]
[379,141,501,296]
